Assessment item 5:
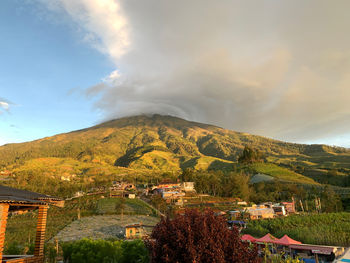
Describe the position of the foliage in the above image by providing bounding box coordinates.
[181,170,252,200]
[62,238,149,263]
[4,241,23,255]
[146,209,259,263]
[150,195,167,214]
[1,115,350,190]
[246,163,318,185]
[243,212,350,247]
[261,245,301,263]
[238,146,264,164]
[96,198,154,215]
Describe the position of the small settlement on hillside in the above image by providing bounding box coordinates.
[65,179,350,262]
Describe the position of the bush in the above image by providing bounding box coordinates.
[62,238,149,263]
[5,242,23,255]
[146,209,259,263]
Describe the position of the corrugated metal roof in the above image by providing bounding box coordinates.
[0,196,46,204]
[290,244,336,255]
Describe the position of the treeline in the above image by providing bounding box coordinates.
[180,169,343,212]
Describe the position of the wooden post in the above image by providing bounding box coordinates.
[299,200,304,212]
[315,253,319,263]
[0,204,9,262]
[34,205,48,258]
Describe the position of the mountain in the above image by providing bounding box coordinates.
[1,114,350,185]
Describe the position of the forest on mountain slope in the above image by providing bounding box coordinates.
[1,114,350,192]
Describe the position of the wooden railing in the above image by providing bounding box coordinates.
[2,255,44,263]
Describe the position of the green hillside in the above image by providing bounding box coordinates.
[0,114,349,188]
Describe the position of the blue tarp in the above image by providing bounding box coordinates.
[227,220,246,225]
[302,259,316,263]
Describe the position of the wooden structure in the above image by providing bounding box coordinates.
[0,185,63,263]
[125,223,145,239]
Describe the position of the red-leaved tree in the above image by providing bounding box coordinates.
[146,209,259,263]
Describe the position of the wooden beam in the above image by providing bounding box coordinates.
[0,204,9,262]
[34,205,48,259]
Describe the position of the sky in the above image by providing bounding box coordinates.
[1,0,350,147]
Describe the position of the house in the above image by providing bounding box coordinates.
[281,201,296,214]
[272,205,286,216]
[181,182,195,192]
[73,191,85,198]
[246,207,275,219]
[111,182,136,191]
[162,191,185,199]
[125,223,145,239]
[153,181,180,190]
[0,185,64,263]
[125,193,136,199]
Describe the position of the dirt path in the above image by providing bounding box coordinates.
[53,214,160,242]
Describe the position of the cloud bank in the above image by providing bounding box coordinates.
[40,0,350,144]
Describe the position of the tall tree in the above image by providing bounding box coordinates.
[238,146,263,164]
[146,209,259,263]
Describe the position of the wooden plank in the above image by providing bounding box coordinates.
[34,206,48,259]
[0,204,9,262]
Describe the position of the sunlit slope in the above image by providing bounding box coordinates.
[0,114,349,184]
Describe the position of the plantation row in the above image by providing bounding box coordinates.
[243,212,350,247]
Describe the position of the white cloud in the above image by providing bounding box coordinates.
[0,102,9,111]
[0,97,12,113]
[39,0,350,144]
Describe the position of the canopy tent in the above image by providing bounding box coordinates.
[274,234,301,246]
[255,233,278,243]
[241,234,257,242]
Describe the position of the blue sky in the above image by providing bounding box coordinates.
[0,0,113,145]
[1,0,350,148]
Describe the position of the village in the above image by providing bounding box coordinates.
[58,180,349,263]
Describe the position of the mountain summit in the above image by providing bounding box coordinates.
[0,115,349,182]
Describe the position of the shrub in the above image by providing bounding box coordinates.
[146,209,259,263]
[61,238,149,263]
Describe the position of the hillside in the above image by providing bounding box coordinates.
[1,114,350,187]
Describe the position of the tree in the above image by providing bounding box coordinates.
[146,209,259,263]
[238,146,263,164]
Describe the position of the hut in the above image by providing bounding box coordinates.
[0,185,63,263]
[125,223,145,239]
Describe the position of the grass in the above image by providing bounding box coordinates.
[243,212,350,247]
[4,196,155,251]
[244,163,318,185]
[96,198,155,215]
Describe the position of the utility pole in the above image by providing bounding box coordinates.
[318,197,322,212]
[305,201,309,212]
[299,199,304,212]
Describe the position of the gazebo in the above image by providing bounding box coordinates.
[255,233,278,244]
[241,234,257,243]
[0,185,64,263]
[274,235,301,246]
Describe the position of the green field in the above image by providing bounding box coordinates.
[243,163,318,185]
[4,196,157,253]
[243,212,350,247]
[96,197,155,215]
